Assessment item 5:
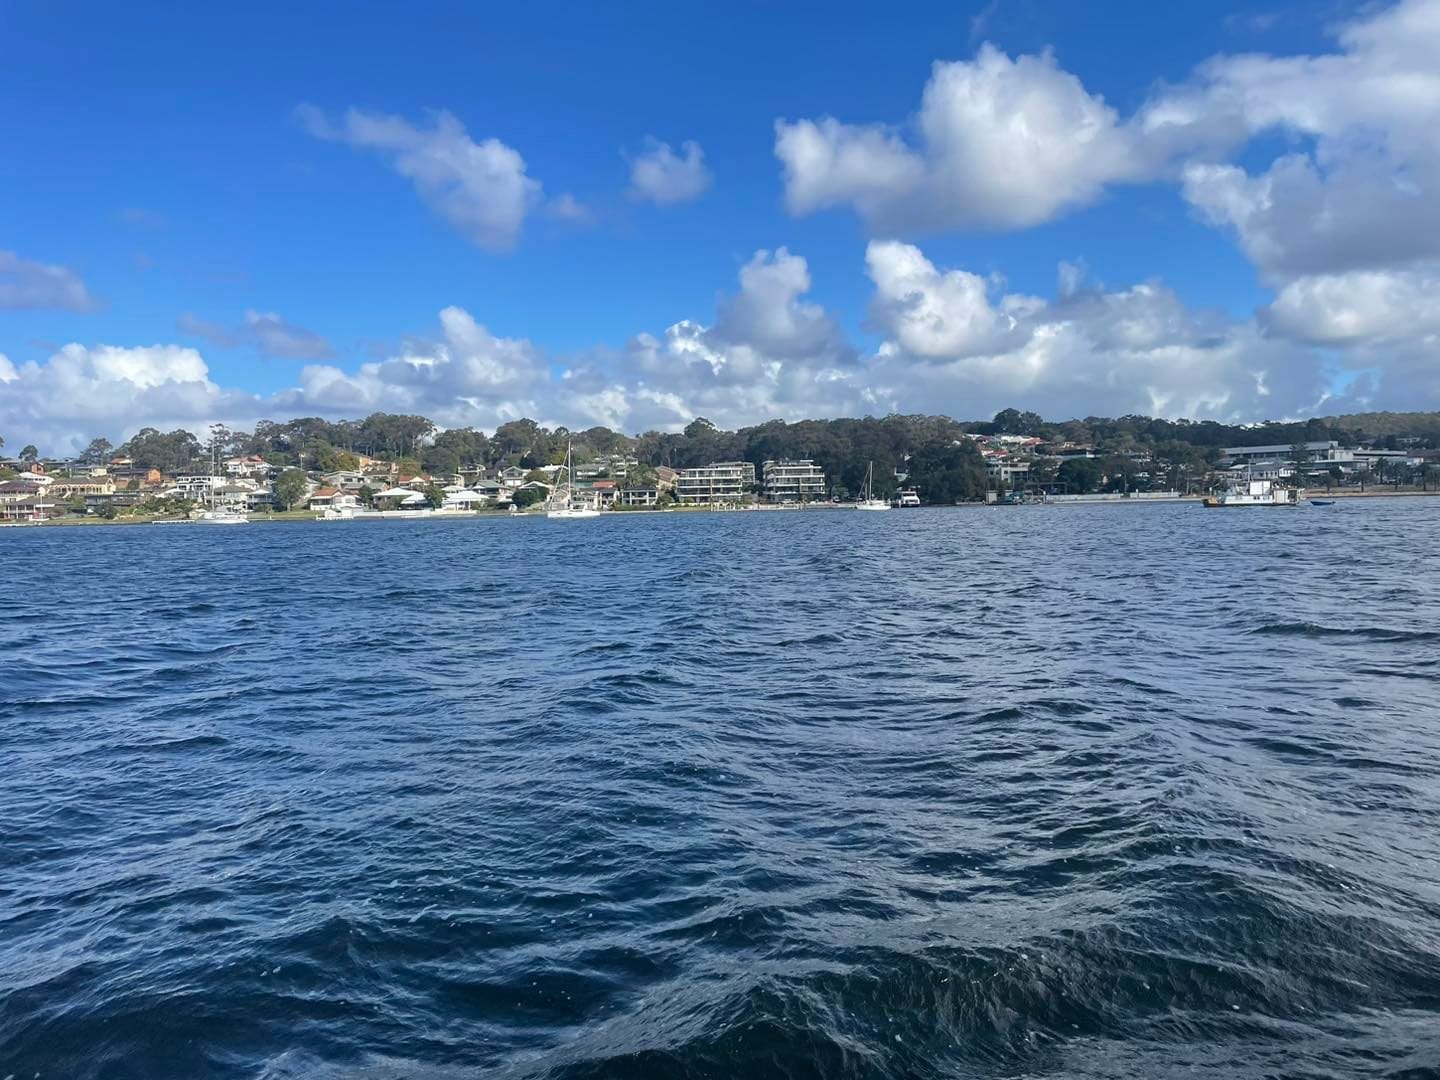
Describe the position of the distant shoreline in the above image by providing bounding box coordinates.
[6,488,1440,531]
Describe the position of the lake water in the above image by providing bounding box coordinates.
[4,501,1440,1079]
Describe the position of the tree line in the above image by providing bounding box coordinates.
[7,407,1435,501]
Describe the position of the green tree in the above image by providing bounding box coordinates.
[358,484,376,507]
[316,445,361,473]
[81,437,114,465]
[423,483,446,509]
[272,468,309,510]
[20,444,39,462]
[907,437,986,503]
[510,487,543,509]
[991,408,1046,436]
[1057,457,1103,494]
[120,427,202,473]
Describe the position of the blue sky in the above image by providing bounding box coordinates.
[2,0,1438,451]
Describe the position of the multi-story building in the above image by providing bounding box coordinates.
[171,474,226,500]
[618,486,659,508]
[1221,441,1353,466]
[675,461,756,505]
[986,459,1031,485]
[762,459,826,503]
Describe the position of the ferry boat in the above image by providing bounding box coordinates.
[895,488,921,508]
[1202,477,1300,508]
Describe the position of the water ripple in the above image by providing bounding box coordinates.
[2,502,1439,1078]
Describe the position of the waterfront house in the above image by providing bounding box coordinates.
[588,479,618,507]
[0,495,56,522]
[0,481,44,508]
[373,486,427,509]
[442,489,487,510]
[307,487,358,511]
[618,486,659,508]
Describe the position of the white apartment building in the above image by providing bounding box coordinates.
[762,459,826,503]
[675,461,756,505]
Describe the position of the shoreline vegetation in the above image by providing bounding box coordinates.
[3,407,1439,528]
[8,487,1440,531]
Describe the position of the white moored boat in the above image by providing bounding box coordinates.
[854,461,890,511]
[546,440,602,519]
[194,430,250,524]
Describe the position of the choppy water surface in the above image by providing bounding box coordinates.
[4,501,1440,1079]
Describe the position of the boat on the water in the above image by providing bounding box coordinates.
[1309,499,1337,506]
[194,432,251,524]
[855,461,890,511]
[1202,477,1300,508]
[194,509,250,525]
[546,441,602,519]
[895,488,921,508]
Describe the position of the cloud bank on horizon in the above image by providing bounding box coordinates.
[3,0,1440,452]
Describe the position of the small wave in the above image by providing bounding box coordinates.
[1251,621,1440,643]
[121,733,229,752]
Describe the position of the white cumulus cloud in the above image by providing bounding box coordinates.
[1156,0,1440,281]
[627,138,713,205]
[298,105,542,251]
[864,241,1330,422]
[775,45,1150,232]
[0,343,257,453]
[1262,266,1440,346]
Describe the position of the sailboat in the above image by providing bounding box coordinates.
[195,432,250,525]
[854,461,890,511]
[546,441,601,519]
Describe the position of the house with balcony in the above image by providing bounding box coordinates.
[0,495,55,522]
[48,476,117,500]
[675,461,756,505]
[618,487,660,508]
[0,481,44,506]
[762,459,826,503]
